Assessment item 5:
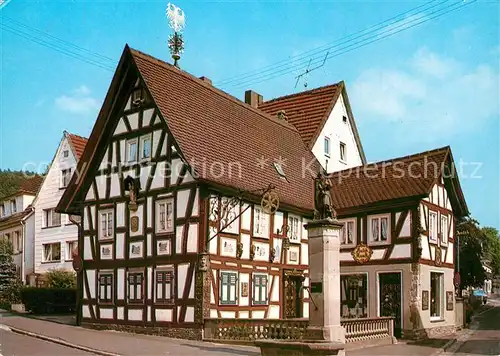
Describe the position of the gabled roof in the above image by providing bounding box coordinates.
[66,132,88,160]
[57,45,321,215]
[0,175,43,201]
[0,206,33,226]
[258,82,366,163]
[328,146,469,216]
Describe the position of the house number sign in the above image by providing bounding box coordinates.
[131,216,139,232]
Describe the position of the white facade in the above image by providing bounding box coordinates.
[33,135,80,275]
[311,93,363,173]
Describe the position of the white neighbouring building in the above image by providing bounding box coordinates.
[29,131,88,285]
[256,81,366,173]
[0,175,42,283]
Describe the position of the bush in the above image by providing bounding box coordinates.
[21,287,76,314]
[44,269,76,289]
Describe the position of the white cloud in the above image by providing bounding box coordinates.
[55,85,100,115]
[351,47,499,142]
[412,47,459,78]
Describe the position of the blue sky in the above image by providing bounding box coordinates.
[1,0,498,228]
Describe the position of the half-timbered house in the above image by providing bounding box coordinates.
[57,45,320,339]
[329,146,468,339]
[257,82,366,173]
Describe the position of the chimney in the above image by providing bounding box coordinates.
[245,90,263,108]
[199,76,212,85]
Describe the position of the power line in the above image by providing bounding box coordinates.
[225,0,476,89]
[3,16,116,64]
[0,23,115,71]
[215,0,447,87]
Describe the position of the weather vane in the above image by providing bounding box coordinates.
[166,2,186,67]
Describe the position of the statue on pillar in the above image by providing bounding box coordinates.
[314,170,337,220]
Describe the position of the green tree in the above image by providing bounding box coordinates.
[481,227,500,276]
[44,269,76,289]
[457,217,486,290]
[0,239,22,305]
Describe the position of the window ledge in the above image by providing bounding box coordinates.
[41,260,61,264]
[42,225,62,230]
[368,241,391,247]
[99,237,115,242]
[155,231,175,237]
[339,159,347,165]
[430,317,445,323]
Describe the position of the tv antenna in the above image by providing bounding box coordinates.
[294,51,329,89]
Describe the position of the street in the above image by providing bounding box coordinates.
[0,327,93,356]
[447,299,500,356]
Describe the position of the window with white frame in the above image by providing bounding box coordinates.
[66,241,78,260]
[156,199,174,233]
[126,138,138,163]
[99,273,113,302]
[10,200,17,213]
[324,137,330,157]
[63,150,69,158]
[140,135,152,160]
[252,274,268,305]
[61,168,72,188]
[13,231,22,253]
[253,206,269,238]
[430,272,444,320]
[429,211,438,243]
[43,208,61,228]
[0,203,5,217]
[156,268,175,304]
[340,142,346,162]
[368,215,390,244]
[99,210,114,240]
[43,243,61,262]
[288,215,300,242]
[341,219,356,245]
[128,272,144,303]
[220,271,238,305]
[440,214,448,244]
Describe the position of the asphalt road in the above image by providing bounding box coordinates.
[453,300,500,356]
[0,328,94,356]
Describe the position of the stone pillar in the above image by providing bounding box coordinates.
[305,218,345,344]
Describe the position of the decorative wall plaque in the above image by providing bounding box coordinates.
[101,246,111,257]
[422,290,429,310]
[241,282,249,297]
[446,291,454,311]
[130,242,142,258]
[435,247,442,266]
[311,282,323,294]
[157,240,171,255]
[351,243,373,263]
[289,250,298,262]
[131,216,139,232]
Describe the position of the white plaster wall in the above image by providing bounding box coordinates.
[310,94,363,173]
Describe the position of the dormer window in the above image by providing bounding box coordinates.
[0,204,5,217]
[10,200,17,214]
[132,88,144,107]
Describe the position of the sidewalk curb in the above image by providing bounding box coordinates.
[7,325,122,356]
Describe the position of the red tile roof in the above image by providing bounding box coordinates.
[57,45,321,214]
[66,133,88,160]
[258,84,341,147]
[328,146,468,216]
[19,175,43,195]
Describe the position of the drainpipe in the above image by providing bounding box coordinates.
[68,212,82,326]
[20,207,34,285]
